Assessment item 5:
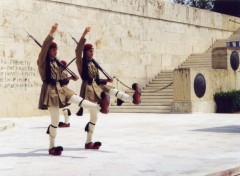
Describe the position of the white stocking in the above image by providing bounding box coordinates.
[68,95,100,110]
[109,89,133,102]
[86,110,98,144]
[48,107,59,149]
[63,109,70,124]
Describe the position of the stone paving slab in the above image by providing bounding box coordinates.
[0,113,240,176]
[207,166,240,176]
[0,121,15,132]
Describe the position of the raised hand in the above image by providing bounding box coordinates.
[70,76,79,81]
[82,27,91,38]
[50,23,58,35]
[84,27,91,34]
[108,79,113,83]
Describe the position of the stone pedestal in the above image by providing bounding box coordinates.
[172,68,238,113]
[212,47,240,71]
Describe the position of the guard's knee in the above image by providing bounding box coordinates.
[46,124,57,138]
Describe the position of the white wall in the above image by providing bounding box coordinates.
[0,0,239,117]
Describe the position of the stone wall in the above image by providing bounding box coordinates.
[172,68,239,113]
[0,0,239,117]
[172,47,240,113]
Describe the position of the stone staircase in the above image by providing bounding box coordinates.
[110,28,240,113]
[179,40,228,69]
[110,70,173,113]
[180,28,240,69]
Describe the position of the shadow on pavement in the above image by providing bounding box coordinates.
[63,147,118,154]
[0,148,86,159]
[191,125,240,134]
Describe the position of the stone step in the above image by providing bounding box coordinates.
[150,81,173,84]
[184,59,211,63]
[213,40,227,44]
[183,61,211,65]
[110,106,172,113]
[215,39,228,43]
[120,96,173,100]
[182,61,211,65]
[155,74,173,78]
[110,108,171,113]
[143,87,173,91]
[189,54,211,58]
[154,77,173,80]
[158,73,173,76]
[212,44,227,48]
[160,70,173,73]
[139,95,173,99]
[112,102,172,106]
[111,105,171,109]
[140,96,173,99]
[153,76,173,80]
[142,93,173,96]
[150,80,173,84]
[185,57,212,62]
[187,59,211,63]
[125,91,173,96]
[158,74,173,76]
[149,79,173,82]
[156,74,173,77]
[214,40,227,43]
[141,92,173,95]
[114,99,173,103]
[212,41,227,46]
[181,64,211,68]
[188,57,211,60]
[179,65,211,68]
[181,62,212,66]
[126,89,173,93]
[183,61,212,64]
[152,81,172,84]
[146,83,173,87]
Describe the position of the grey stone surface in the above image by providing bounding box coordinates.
[0,0,239,117]
[0,113,240,176]
[0,121,15,132]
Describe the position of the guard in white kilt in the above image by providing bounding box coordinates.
[37,23,110,156]
[75,27,142,150]
[57,60,72,128]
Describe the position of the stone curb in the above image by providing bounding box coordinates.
[0,121,15,132]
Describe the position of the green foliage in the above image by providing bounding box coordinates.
[214,90,240,113]
[212,0,240,17]
[173,0,185,5]
[173,0,214,10]
[173,0,240,17]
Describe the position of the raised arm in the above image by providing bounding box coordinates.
[75,27,90,77]
[37,23,58,66]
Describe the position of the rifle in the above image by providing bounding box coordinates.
[70,34,113,81]
[25,30,78,79]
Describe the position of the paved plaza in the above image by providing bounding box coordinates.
[0,113,240,176]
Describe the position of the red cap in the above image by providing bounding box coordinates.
[84,44,93,51]
[49,42,58,50]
